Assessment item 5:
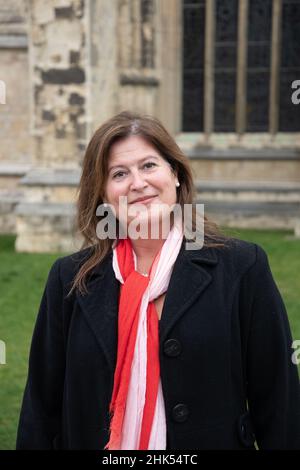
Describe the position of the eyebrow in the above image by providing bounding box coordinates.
[108,155,159,173]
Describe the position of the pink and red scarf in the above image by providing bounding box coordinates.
[104,222,183,450]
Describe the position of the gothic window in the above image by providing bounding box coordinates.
[118,0,155,70]
[214,0,238,131]
[182,0,300,133]
[182,0,205,131]
[141,0,155,68]
[246,0,272,131]
[279,0,300,131]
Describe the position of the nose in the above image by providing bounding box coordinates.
[129,169,148,191]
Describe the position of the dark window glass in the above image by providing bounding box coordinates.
[214,0,238,131]
[279,0,300,131]
[246,0,272,131]
[182,1,205,131]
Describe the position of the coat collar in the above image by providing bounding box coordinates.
[76,239,219,375]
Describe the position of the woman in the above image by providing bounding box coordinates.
[17,111,300,450]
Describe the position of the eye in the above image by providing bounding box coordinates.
[112,170,127,179]
[143,162,157,169]
[112,162,156,179]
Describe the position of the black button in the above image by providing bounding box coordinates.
[163,339,182,357]
[172,404,189,423]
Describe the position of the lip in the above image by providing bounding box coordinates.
[129,195,158,204]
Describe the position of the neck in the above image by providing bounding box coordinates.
[129,218,174,260]
[130,237,166,261]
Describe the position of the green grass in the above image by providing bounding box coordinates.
[0,230,299,449]
[222,227,300,338]
[0,236,64,450]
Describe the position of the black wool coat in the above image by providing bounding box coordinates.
[16,238,300,450]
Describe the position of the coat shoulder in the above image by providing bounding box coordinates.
[50,245,97,286]
[212,237,269,280]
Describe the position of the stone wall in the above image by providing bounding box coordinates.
[0,0,32,164]
[116,0,160,118]
[89,0,118,130]
[1,0,299,249]
[28,0,87,167]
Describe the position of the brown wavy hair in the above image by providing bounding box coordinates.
[69,110,231,296]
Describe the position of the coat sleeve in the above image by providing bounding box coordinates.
[242,244,300,449]
[16,258,66,449]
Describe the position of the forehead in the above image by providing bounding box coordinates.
[108,135,160,163]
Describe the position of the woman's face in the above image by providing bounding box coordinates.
[104,135,178,234]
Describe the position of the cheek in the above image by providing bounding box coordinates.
[106,182,127,202]
[159,176,176,193]
[163,182,177,204]
[153,173,173,188]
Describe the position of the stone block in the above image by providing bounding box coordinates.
[15,201,83,253]
[45,19,82,66]
[33,0,55,25]
[200,200,299,230]
[0,188,24,234]
[31,24,46,45]
[0,35,28,48]
[0,50,33,163]
[15,230,83,253]
[196,180,300,202]
[190,159,300,182]
[54,0,72,7]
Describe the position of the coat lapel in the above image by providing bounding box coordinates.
[158,240,218,344]
[76,241,219,374]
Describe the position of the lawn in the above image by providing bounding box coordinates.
[0,229,299,449]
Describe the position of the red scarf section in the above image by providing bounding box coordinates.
[104,238,161,450]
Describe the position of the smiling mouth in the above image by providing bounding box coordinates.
[129,195,158,204]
